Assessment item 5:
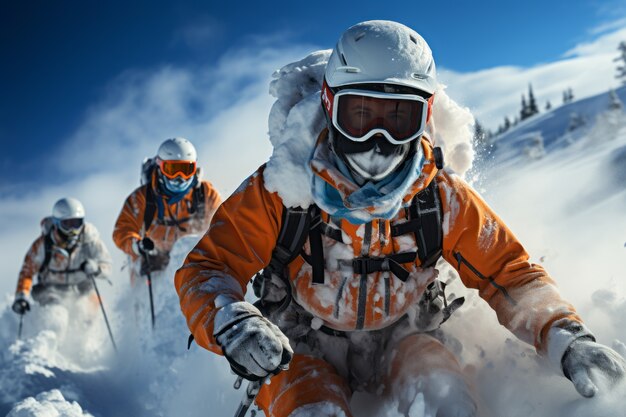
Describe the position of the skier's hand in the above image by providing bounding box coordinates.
[562,338,626,398]
[214,301,293,381]
[140,251,170,274]
[12,296,30,315]
[81,259,100,276]
[133,237,157,256]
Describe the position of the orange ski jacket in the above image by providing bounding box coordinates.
[175,136,583,357]
[113,174,222,260]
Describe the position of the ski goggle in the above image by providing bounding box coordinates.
[57,218,84,234]
[157,159,197,180]
[322,81,432,144]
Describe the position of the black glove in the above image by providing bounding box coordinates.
[12,298,30,315]
[139,237,155,253]
[562,337,626,397]
[141,250,170,274]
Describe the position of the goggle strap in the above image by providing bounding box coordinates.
[321,80,334,116]
[426,94,434,124]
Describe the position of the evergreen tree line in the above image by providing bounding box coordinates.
[473,39,626,162]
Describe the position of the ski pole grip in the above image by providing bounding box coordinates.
[141,237,155,251]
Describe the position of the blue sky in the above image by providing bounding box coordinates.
[1,0,626,185]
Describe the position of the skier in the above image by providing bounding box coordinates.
[112,137,221,282]
[12,198,112,314]
[175,21,625,417]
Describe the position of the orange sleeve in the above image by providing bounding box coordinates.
[201,180,222,225]
[175,168,284,353]
[439,171,582,354]
[112,187,146,258]
[16,237,45,296]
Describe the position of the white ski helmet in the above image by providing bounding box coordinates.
[52,198,85,236]
[324,20,437,94]
[156,138,198,194]
[157,137,197,162]
[321,21,436,182]
[52,197,85,220]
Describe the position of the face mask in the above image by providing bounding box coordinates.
[163,176,194,193]
[344,145,409,181]
[332,132,412,182]
[54,227,80,249]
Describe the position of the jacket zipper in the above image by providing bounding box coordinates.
[453,251,516,305]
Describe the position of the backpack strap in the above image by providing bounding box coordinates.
[38,233,54,279]
[143,184,158,234]
[391,178,443,268]
[253,205,314,302]
[189,181,206,217]
[268,206,314,274]
[307,206,325,284]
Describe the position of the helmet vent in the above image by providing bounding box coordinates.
[409,35,418,44]
[337,66,360,74]
[354,32,366,42]
[340,52,348,65]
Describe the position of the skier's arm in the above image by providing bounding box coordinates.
[16,237,45,297]
[89,227,113,279]
[112,188,146,259]
[438,171,589,359]
[202,180,223,224]
[175,168,284,354]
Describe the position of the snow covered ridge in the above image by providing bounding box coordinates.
[263,50,475,208]
[488,85,626,166]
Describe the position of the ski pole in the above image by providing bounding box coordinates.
[233,376,266,417]
[17,314,24,340]
[141,252,156,330]
[90,274,118,353]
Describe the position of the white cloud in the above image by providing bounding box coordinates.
[439,25,626,131]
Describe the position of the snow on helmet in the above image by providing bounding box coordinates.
[52,197,85,237]
[324,20,437,94]
[156,138,198,194]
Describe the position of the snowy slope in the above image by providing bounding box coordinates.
[1,83,626,417]
[486,85,626,167]
[0,236,242,417]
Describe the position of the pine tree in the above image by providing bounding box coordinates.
[608,89,623,111]
[504,116,512,131]
[527,84,539,116]
[473,120,486,153]
[615,41,626,85]
[545,101,552,111]
[568,88,574,102]
[520,94,528,120]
